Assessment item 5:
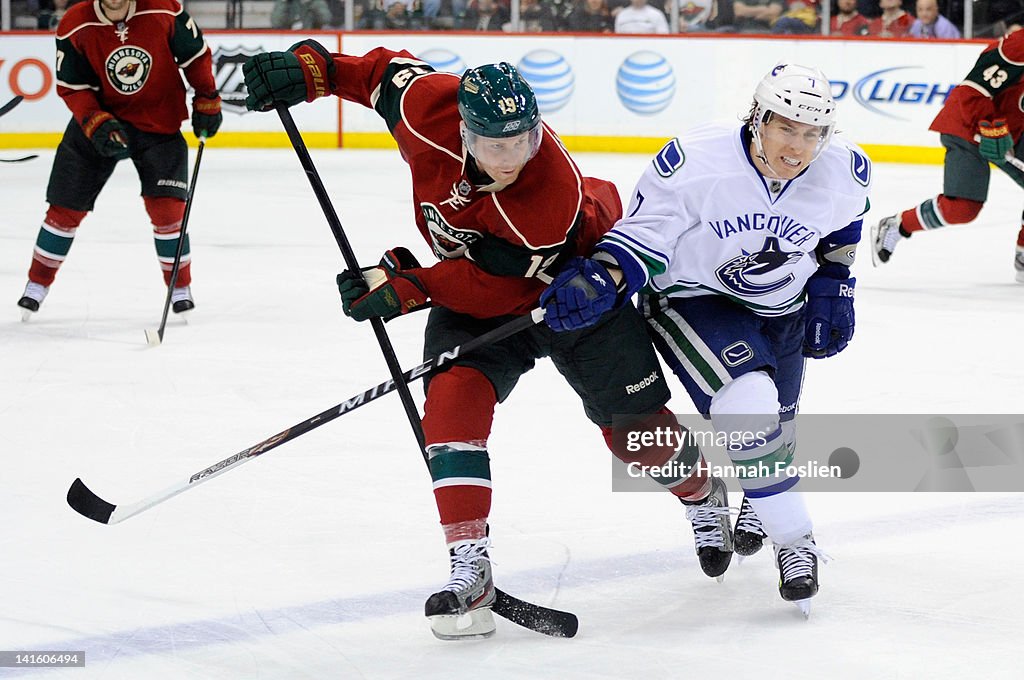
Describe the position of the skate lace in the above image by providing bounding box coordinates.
[442,538,492,594]
[171,286,192,304]
[777,536,831,582]
[685,503,733,549]
[735,498,765,536]
[23,282,48,303]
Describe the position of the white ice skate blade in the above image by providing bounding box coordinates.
[792,599,812,619]
[428,608,496,641]
[20,309,33,322]
[1015,270,1024,284]
[716,574,725,584]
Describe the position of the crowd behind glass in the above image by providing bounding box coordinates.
[8,0,1024,43]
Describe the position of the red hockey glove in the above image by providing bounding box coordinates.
[337,247,429,322]
[978,119,1013,163]
[192,91,222,139]
[82,111,129,160]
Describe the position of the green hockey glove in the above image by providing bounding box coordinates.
[337,247,429,322]
[82,111,130,160]
[978,119,1013,163]
[243,39,336,112]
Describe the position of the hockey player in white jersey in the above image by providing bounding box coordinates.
[539,63,871,616]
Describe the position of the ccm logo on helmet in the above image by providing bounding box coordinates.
[502,120,522,132]
[625,371,660,394]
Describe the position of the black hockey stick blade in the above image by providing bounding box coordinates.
[0,95,24,118]
[1,154,38,163]
[494,589,578,638]
[67,478,116,524]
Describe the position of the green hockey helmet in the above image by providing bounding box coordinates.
[458,62,541,139]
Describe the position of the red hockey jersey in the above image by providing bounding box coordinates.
[330,48,622,319]
[931,30,1024,143]
[55,0,216,135]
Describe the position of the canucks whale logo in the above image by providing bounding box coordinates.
[715,237,802,296]
[616,52,675,115]
[517,50,574,113]
[418,49,467,75]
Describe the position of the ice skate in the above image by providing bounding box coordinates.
[424,538,496,640]
[17,282,48,322]
[681,477,734,581]
[871,215,904,265]
[1014,246,1024,284]
[734,495,767,559]
[774,533,828,619]
[171,286,195,314]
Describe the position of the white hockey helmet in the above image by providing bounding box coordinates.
[750,63,837,168]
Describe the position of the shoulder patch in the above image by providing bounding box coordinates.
[849,148,870,187]
[654,138,685,177]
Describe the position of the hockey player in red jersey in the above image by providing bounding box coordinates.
[16,0,222,319]
[243,43,735,639]
[872,27,1024,282]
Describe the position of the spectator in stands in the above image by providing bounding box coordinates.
[516,0,559,29]
[37,0,69,30]
[867,0,912,35]
[909,0,961,36]
[772,0,820,32]
[673,0,716,30]
[614,0,670,31]
[732,0,784,32]
[566,0,615,31]
[831,0,870,34]
[271,0,332,28]
[460,0,510,29]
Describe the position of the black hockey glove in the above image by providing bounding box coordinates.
[243,39,336,112]
[802,264,855,359]
[192,91,222,139]
[82,111,130,160]
[337,247,430,322]
[540,257,618,333]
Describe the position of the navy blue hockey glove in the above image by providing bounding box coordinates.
[337,247,429,322]
[243,39,335,112]
[83,112,129,160]
[540,257,618,333]
[802,265,856,359]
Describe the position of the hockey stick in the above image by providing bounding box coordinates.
[1005,152,1024,173]
[145,138,205,346]
[0,95,23,118]
[67,308,572,635]
[275,105,428,451]
[0,154,38,163]
[274,105,576,638]
[67,310,543,523]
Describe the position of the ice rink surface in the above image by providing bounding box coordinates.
[2,143,1023,679]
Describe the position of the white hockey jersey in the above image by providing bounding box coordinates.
[599,124,872,316]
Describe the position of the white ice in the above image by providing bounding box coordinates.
[1,146,1022,679]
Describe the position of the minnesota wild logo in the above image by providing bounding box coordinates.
[421,203,481,259]
[105,46,152,94]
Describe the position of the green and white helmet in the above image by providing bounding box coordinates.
[458,63,543,168]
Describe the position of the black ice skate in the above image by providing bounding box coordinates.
[734,496,767,558]
[680,477,734,581]
[17,282,48,322]
[774,533,828,618]
[171,286,195,314]
[424,537,496,640]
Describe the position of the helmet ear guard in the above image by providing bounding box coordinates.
[749,63,837,169]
